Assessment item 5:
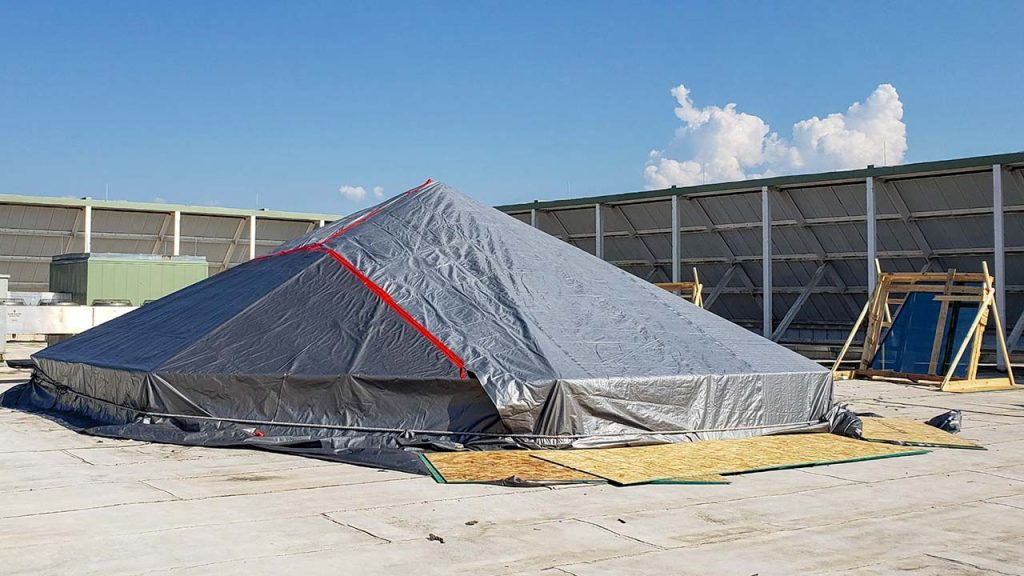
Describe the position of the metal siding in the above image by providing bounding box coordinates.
[500,160,1024,348]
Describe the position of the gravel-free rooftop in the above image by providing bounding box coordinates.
[2,342,1023,575]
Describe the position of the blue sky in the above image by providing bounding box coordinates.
[1,1,1021,215]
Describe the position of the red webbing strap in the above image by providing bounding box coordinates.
[319,246,467,379]
[256,179,434,261]
[248,179,465,378]
[318,178,434,246]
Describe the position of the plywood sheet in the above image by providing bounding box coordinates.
[422,450,603,483]
[533,433,926,486]
[861,417,982,449]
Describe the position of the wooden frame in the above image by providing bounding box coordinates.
[656,268,704,308]
[831,261,1015,392]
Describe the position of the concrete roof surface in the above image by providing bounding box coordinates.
[2,342,1023,575]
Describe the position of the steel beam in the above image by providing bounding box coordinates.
[0,227,280,246]
[548,210,572,241]
[687,196,739,263]
[542,203,1024,241]
[773,190,828,262]
[152,213,171,255]
[221,218,247,270]
[703,263,738,309]
[611,205,662,276]
[880,178,937,261]
[63,210,82,253]
[1009,308,1024,352]
[772,263,827,341]
[761,185,772,337]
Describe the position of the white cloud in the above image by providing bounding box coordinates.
[644,84,906,189]
[338,184,386,202]
[338,185,368,201]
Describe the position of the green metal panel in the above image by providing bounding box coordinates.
[50,253,208,306]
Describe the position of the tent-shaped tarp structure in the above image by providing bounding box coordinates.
[2,181,832,474]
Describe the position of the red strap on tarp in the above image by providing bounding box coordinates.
[248,179,467,379]
[319,246,467,379]
[257,179,434,261]
[318,179,434,246]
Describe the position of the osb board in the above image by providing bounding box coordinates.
[422,450,603,483]
[532,433,926,486]
[861,417,982,449]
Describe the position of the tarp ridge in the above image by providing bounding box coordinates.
[318,245,467,379]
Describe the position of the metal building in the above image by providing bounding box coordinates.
[0,195,341,292]
[498,152,1024,359]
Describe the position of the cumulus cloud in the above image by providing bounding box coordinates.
[644,84,906,189]
[338,184,385,202]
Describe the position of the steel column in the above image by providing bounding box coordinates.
[671,195,681,282]
[318,219,325,228]
[248,214,257,260]
[83,205,92,253]
[994,164,1006,369]
[173,211,181,256]
[866,176,877,293]
[530,208,538,228]
[594,203,604,259]
[761,186,772,338]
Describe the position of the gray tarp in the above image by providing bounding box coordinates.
[2,181,832,474]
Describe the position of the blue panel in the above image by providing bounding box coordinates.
[870,291,977,378]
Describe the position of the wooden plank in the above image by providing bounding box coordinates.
[967,304,989,381]
[860,276,891,368]
[831,293,873,374]
[854,368,945,384]
[884,284,985,295]
[691,267,703,308]
[884,272,988,282]
[940,290,993,390]
[941,377,1016,393]
[532,434,925,486]
[931,295,991,302]
[988,265,1017,385]
[928,269,956,374]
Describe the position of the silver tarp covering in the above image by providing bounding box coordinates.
[4,181,832,473]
